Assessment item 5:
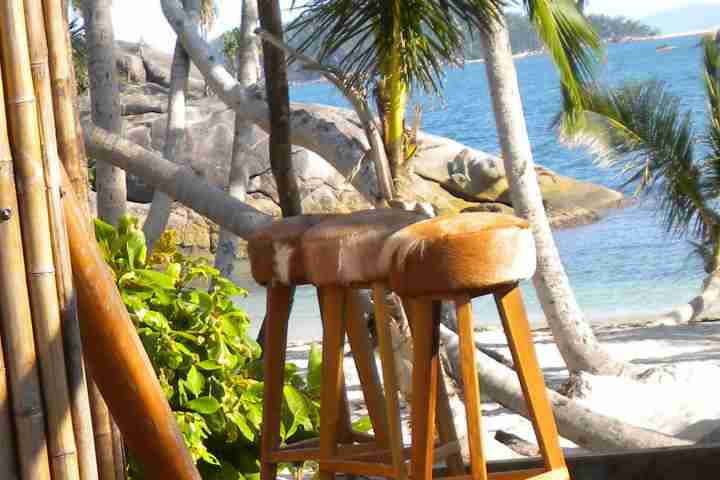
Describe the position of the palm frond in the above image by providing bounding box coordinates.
[563,80,717,241]
[521,0,601,121]
[701,34,720,195]
[288,0,505,95]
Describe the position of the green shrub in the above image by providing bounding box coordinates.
[94,216,320,479]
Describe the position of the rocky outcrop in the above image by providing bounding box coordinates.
[85,79,623,256]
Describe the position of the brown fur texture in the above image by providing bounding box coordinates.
[301,209,428,286]
[381,213,536,297]
[247,214,338,285]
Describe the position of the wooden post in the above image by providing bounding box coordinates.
[60,165,201,480]
[0,61,53,480]
[0,1,81,479]
[24,1,99,479]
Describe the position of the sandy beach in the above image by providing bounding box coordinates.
[283,318,720,463]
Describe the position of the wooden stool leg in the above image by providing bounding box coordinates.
[407,298,439,480]
[318,286,347,480]
[345,288,390,448]
[456,296,489,480]
[317,289,354,443]
[261,286,293,480]
[372,284,407,480]
[495,286,567,472]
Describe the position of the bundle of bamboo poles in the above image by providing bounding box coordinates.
[0,1,200,479]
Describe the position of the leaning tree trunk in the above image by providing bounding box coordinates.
[215,0,261,277]
[143,0,200,250]
[480,14,628,376]
[82,0,126,225]
[437,324,689,451]
[653,270,720,324]
[257,0,303,217]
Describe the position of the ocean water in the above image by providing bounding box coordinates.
[235,35,709,341]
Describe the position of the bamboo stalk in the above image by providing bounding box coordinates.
[31,1,100,479]
[0,300,20,480]
[89,380,116,480]
[0,60,53,480]
[60,165,201,479]
[0,1,81,479]
[111,419,126,480]
[44,0,90,210]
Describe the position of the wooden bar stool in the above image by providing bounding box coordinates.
[381,213,570,480]
[301,209,464,480]
[249,214,386,480]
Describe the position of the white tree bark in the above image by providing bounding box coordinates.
[214,0,260,277]
[438,325,689,451]
[82,0,126,225]
[159,0,382,200]
[143,0,200,250]
[85,126,271,238]
[652,271,720,325]
[480,15,627,376]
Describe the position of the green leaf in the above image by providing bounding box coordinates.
[186,396,221,415]
[126,229,147,269]
[283,385,312,431]
[197,360,223,371]
[134,269,176,290]
[228,412,255,442]
[140,311,170,330]
[186,366,205,397]
[307,343,322,395]
[352,415,374,433]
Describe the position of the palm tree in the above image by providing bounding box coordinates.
[562,35,720,324]
[290,0,505,183]
[292,0,627,375]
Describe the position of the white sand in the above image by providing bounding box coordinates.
[284,320,720,463]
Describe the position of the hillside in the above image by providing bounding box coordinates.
[642,3,720,35]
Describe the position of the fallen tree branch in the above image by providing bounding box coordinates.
[495,430,540,457]
[84,126,271,239]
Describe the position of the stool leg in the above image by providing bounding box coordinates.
[456,296,489,480]
[317,289,355,444]
[318,286,347,480]
[495,286,567,471]
[345,288,390,448]
[261,286,293,480]
[407,298,439,480]
[372,284,407,480]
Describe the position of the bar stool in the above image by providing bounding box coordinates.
[248,214,388,480]
[301,209,464,480]
[381,213,570,480]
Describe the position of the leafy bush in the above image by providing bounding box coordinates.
[94,216,321,479]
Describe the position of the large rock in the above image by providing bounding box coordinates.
[87,83,623,255]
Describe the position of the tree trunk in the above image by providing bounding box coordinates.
[215,0,260,277]
[82,0,126,225]
[85,126,271,238]
[479,14,628,376]
[257,0,303,217]
[652,271,720,325]
[160,0,383,200]
[143,0,200,250]
[437,324,689,451]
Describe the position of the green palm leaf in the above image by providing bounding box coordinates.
[520,0,602,127]
[702,35,720,194]
[563,80,717,241]
[288,0,504,94]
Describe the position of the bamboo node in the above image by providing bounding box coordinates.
[8,96,35,106]
[0,208,10,221]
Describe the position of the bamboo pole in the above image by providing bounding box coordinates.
[31,1,100,479]
[60,166,201,479]
[44,0,90,209]
[0,301,20,480]
[0,1,81,479]
[89,380,116,480]
[0,61,53,480]
[111,420,126,480]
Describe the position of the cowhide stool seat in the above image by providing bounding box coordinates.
[382,213,569,480]
[302,209,464,480]
[249,214,387,480]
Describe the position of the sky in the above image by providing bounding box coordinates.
[112,0,720,53]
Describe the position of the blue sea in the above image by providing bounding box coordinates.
[236,35,710,341]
